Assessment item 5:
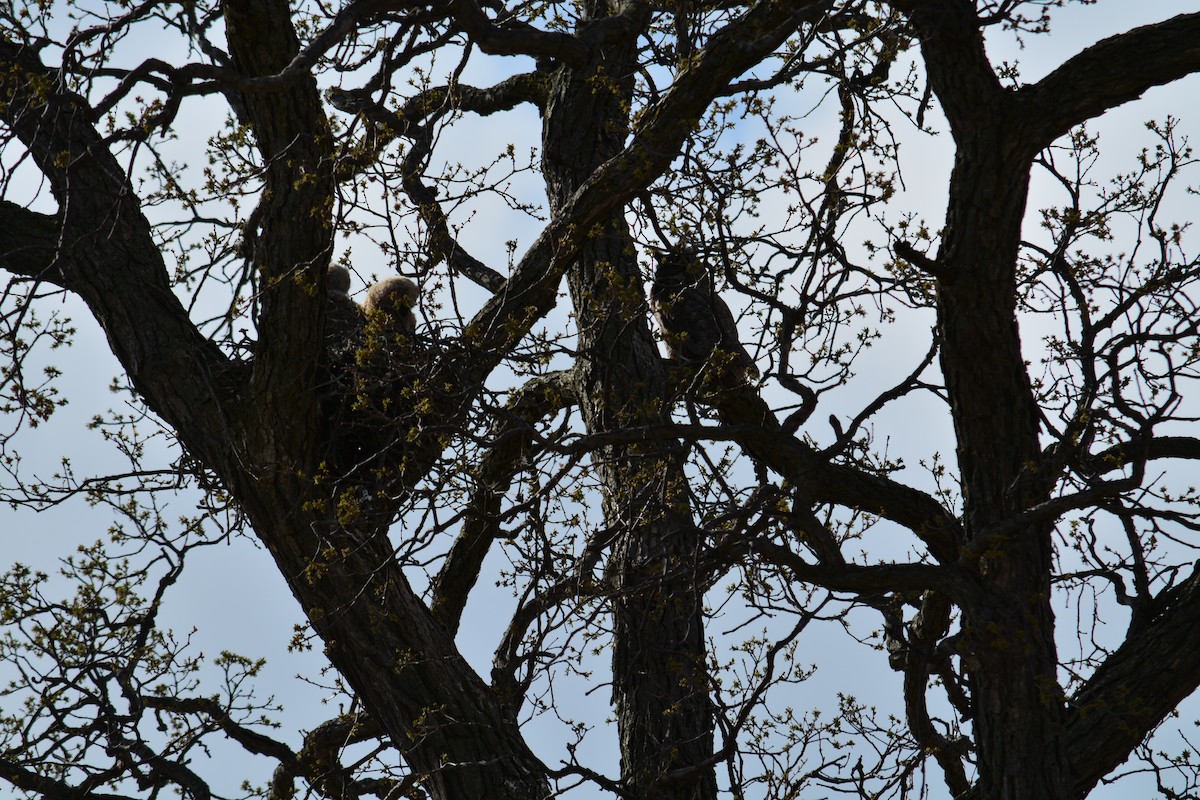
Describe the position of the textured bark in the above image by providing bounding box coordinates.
[1020,11,1200,147]
[901,4,1200,796]
[217,3,553,796]
[912,4,1072,794]
[937,141,1072,799]
[0,26,552,800]
[1066,569,1200,795]
[0,42,236,460]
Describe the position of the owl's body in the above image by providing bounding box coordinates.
[323,271,422,473]
[320,267,422,352]
[651,249,756,380]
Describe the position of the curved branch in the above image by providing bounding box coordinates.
[0,202,63,285]
[0,759,139,800]
[328,69,547,188]
[746,538,974,599]
[1019,12,1200,150]
[108,735,213,800]
[142,696,296,763]
[0,42,236,454]
[1083,435,1200,474]
[525,404,965,564]
[449,0,591,66]
[272,713,401,800]
[431,371,577,633]
[326,86,509,292]
[713,384,964,563]
[1065,568,1200,797]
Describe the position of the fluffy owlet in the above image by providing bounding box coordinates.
[650,248,757,380]
[364,276,419,335]
[325,265,364,343]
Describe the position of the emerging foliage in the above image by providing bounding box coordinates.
[1,1,1199,799]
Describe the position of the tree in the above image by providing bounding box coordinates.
[1,0,1199,798]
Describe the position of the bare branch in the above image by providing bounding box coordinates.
[431,371,577,633]
[449,0,591,65]
[1020,12,1200,149]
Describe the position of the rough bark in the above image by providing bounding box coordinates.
[0,26,553,800]
[903,3,1070,795]
[540,3,716,795]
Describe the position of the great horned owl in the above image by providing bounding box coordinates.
[650,248,757,380]
[364,276,419,335]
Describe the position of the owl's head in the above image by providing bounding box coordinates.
[653,247,709,291]
[365,276,419,315]
[327,265,352,293]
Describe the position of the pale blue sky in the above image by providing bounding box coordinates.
[2,2,1199,797]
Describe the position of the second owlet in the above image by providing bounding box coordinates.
[325,265,365,341]
[651,248,757,380]
[364,276,419,335]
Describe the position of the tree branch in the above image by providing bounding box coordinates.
[893,0,1008,138]
[271,713,401,800]
[1020,12,1200,150]
[0,201,63,286]
[449,0,591,66]
[1065,567,1200,797]
[1083,435,1200,475]
[0,42,236,453]
[431,371,577,633]
[746,538,973,599]
[713,384,964,563]
[223,0,335,437]
[142,695,296,763]
[326,87,509,292]
[0,759,139,800]
[328,70,546,188]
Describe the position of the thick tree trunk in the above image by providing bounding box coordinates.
[228,483,552,800]
[895,4,1073,795]
[215,3,556,797]
[936,121,1071,800]
[540,4,717,797]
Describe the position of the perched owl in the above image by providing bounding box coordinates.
[364,276,419,335]
[650,248,757,380]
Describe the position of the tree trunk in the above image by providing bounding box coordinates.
[232,486,553,800]
[225,2,559,796]
[541,4,717,797]
[937,117,1071,800]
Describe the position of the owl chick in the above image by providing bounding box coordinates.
[364,276,419,335]
[651,248,757,381]
[325,265,364,343]
[327,264,352,293]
